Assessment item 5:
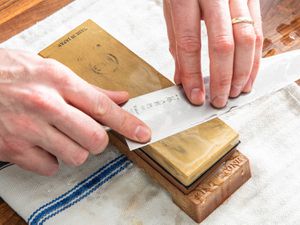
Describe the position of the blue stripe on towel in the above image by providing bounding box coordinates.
[28,154,131,225]
[28,155,126,223]
[29,154,127,223]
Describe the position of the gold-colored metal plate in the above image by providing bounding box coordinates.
[39,19,172,97]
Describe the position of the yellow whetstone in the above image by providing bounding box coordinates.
[143,118,239,186]
[39,20,251,223]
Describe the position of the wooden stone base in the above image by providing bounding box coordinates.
[109,133,251,223]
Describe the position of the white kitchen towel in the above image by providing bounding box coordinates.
[1,84,300,225]
[1,0,300,225]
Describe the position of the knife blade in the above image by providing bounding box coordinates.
[122,50,300,150]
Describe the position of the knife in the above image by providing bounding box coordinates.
[120,50,300,150]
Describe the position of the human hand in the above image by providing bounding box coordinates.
[163,0,263,108]
[0,49,151,176]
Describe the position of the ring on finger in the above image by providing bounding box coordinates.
[232,17,254,25]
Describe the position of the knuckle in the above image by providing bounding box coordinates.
[212,35,234,54]
[29,91,59,113]
[89,129,108,153]
[41,59,72,87]
[176,35,201,54]
[232,75,249,87]
[93,93,112,117]
[3,113,43,141]
[13,64,28,78]
[30,93,48,109]
[171,0,186,9]
[180,72,202,84]
[37,58,59,75]
[164,0,171,5]
[114,112,137,140]
[239,72,250,79]
[218,75,232,87]
[14,115,43,137]
[235,28,256,46]
[55,74,73,90]
[44,58,60,70]
[119,113,129,132]
[55,73,72,89]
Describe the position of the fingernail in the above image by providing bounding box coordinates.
[212,95,228,108]
[190,88,204,105]
[135,126,151,143]
[230,85,242,98]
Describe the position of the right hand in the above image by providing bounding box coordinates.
[163,0,263,108]
[0,49,151,176]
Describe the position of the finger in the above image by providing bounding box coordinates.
[243,0,263,92]
[49,103,109,155]
[63,81,151,143]
[229,0,256,98]
[10,146,59,176]
[48,63,151,143]
[17,90,109,156]
[163,0,181,85]
[91,84,129,104]
[35,124,90,167]
[170,0,205,105]
[200,0,234,108]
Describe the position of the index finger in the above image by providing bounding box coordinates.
[62,77,151,144]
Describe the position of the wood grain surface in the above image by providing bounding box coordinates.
[261,0,300,56]
[0,0,73,43]
[1,0,300,224]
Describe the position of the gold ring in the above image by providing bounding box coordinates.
[232,17,254,25]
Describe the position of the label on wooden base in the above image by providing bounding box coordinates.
[180,151,251,222]
[109,132,251,223]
